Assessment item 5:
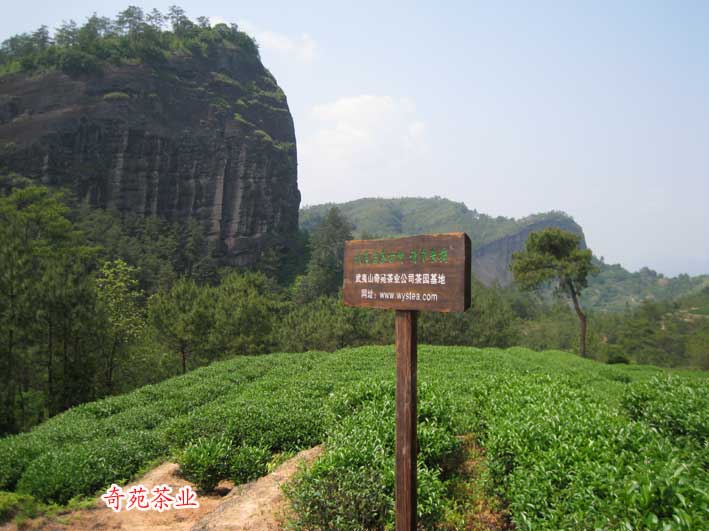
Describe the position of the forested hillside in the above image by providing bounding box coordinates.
[1,183,707,437]
[301,197,709,311]
[301,197,579,248]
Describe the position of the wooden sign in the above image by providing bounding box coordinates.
[343,232,471,312]
[342,232,472,531]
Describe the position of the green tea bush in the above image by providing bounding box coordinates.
[159,401,234,449]
[178,436,232,492]
[0,434,44,491]
[229,444,270,484]
[226,397,324,451]
[0,346,706,528]
[464,372,709,530]
[623,376,709,445]
[285,381,457,530]
[16,431,164,504]
[0,491,41,524]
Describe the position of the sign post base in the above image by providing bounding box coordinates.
[395,309,418,531]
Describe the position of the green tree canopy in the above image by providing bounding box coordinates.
[96,259,145,391]
[148,277,211,374]
[297,207,353,302]
[209,271,278,356]
[511,228,597,357]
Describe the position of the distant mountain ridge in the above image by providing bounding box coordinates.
[301,197,582,250]
[300,197,709,311]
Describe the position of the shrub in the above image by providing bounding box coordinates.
[229,445,270,484]
[285,381,457,530]
[177,437,231,492]
[16,431,164,504]
[623,376,709,445]
[0,491,41,524]
[607,352,631,364]
[0,435,44,491]
[58,49,102,77]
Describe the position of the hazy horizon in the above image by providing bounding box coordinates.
[2,1,708,276]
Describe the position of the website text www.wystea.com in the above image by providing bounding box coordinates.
[360,289,438,302]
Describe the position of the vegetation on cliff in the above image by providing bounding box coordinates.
[0,7,300,270]
[0,6,259,77]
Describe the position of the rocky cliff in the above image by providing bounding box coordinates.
[472,216,586,286]
[0,46,299,265]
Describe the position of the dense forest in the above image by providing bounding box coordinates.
[1,175,708,436]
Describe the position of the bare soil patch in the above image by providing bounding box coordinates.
[8,446,322,531]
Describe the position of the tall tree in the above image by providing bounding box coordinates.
[209,272,276,357]
[148,277,211,374]
[0,186,101,430]
[96,259,145,392]
[297,207,352,302]
[511,228,597,357]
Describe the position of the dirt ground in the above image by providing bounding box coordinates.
[8,446,323,531]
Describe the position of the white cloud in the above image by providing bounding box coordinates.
[299,95,432,204]
[209,16,228,26]
[232,19,318,63]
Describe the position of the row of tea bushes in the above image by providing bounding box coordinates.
[285,381,459,530]
[0,352,330,503]
[0,345,706,529]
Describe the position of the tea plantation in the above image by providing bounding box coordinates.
[0,346,707,529]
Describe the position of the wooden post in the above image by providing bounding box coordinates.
[395,310,418,531]
[342,233,471,529]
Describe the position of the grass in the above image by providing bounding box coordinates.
[0,346,706,529]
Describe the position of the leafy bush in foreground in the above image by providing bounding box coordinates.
[0,491,41,524]
[285,381,457,531]
[178,437,231,492]
[229,444,270,484]
[623,376,709,446]
[446,362,709,530]
[177,437,272,492]
[16,431,164,504]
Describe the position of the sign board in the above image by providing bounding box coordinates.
[342,231,472,531]
[343,232,471,312]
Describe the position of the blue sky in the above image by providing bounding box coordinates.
[2,1,708,276]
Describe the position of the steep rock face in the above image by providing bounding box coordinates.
[473,217,586,286]
[0,49,299,265]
